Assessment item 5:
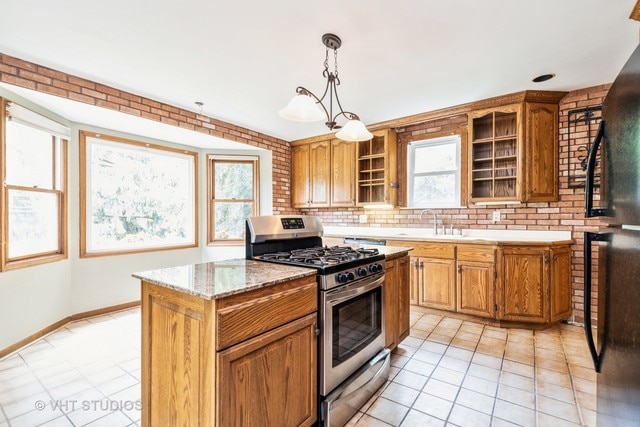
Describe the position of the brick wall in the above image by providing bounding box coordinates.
[0,53,293,215]
[302,84,611,324]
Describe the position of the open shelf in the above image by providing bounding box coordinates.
[470,109,518,200]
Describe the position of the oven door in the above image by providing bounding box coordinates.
[320,273,385,395]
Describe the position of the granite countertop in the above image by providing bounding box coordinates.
[324,226,573,245]
[133,259,316,300]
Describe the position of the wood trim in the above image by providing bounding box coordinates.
[0,317,70,359]
[79,130,199,257]
[290,90,568,145]
[0,97,69,271]
[0,301,141,358]
[207,156,260,245]
[70,300,141,321]
[631,0,640,21]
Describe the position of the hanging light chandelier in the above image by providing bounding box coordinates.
[279,33,373,142]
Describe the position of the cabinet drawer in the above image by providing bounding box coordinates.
[406,242,455,259]
[457,245,496,262]
[216,276,317,350]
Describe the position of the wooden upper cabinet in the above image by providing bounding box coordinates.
[356,129,398,206]
[467,92,564,203]
[330,139,356,207]
[291,144,310,208]
[309,141,331,207]
[525,103,559,201]
[291,141,330,208]
[497,247,548,323]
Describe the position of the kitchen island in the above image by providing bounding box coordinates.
[133,259,318,427]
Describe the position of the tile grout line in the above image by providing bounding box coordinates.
[559,328,587,427]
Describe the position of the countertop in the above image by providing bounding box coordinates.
[133,259,316,300]
[324,226,573,245]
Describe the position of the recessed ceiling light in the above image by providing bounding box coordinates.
[532,73,556,83]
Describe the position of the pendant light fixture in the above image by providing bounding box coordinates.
[279,33,373,142]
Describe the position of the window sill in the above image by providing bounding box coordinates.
[2,253,68,271]
[400,205,467,210]
[207,241,244,247]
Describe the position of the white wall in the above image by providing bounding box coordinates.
[0,89,272,350]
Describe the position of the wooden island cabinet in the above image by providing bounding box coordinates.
[135,260,319,427]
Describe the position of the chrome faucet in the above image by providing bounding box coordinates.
[419,209,438,235]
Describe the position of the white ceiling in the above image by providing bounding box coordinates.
[0,0,638,143]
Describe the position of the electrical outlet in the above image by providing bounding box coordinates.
[359,214,368,224]
[492,210,501,222]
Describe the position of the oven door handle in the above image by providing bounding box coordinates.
[327,348,391,403]
[325,275,385,306]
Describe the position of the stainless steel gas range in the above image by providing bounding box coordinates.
[246,215,390,427]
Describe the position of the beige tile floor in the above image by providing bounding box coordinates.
[0,306,596,427]
[347,306,597,427]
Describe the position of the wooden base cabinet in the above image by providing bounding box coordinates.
[391,239,573,328]
[141,276,318,427]
[385,255,410,350]
[457,261,495,318]
[218,314,317,427]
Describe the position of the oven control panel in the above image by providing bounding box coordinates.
[280,217,306,229]
[322,262,385,289]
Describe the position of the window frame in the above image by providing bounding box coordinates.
[407,134,462,208]
[79,131,198,257]
[1,98,68,271]
[207,155,260,245]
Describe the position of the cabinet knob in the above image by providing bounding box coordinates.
[419,261,424,269]
[544,253,550,264]
[457,265,462,273]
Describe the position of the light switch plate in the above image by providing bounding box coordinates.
[359,214,368,224]
[492,210,501,222]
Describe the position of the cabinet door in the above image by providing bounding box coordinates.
[217,313,317,427]
[525,103,558,201]
[550,246,572,322]
[384,259,399,349]
[330,139,356,206]
[397,256,411,343]
[420,257,456,311]
[498,248,548,323]
[409,257,420,305]
[457,261,495,318]
[291,144,310,208]
[309,141,331,207]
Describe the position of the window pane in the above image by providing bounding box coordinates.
[414,143,456,173]
[412,174,456,205]
[5,120,54,188]
[214,162,253,199]
[214,202,253,240]
[8,190,59,258]
[87,138,195,252]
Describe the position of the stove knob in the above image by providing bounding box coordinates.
[368,264,377,273]
[347,272,355,281]
[336,273,348,283]
[375,264,383,272]
[357,267,367,277]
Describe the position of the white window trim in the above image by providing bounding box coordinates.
[407,134,462,208]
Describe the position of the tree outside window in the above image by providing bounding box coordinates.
[209,157,259,244]
[81,132,197,256]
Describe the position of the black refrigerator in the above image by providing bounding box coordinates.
[584,43,640,426]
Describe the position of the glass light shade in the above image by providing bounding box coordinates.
[335,120,373,142]
[278,94,325,122]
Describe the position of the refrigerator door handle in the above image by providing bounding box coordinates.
[583,231,609,372]
[585,120,608,217]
